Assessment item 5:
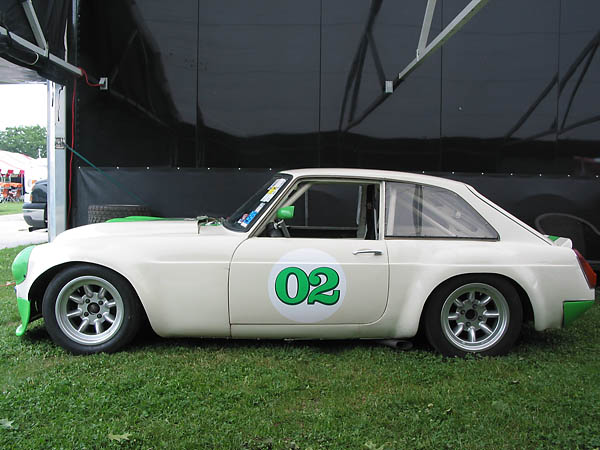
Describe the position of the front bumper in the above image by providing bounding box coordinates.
[12,246,36,336]
[16,297,30,336]
[563,300,595,327]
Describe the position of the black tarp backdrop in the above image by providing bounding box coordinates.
[75,167,600,263]
[76,0,196,168]
[73,168,276,226]
[2,0,599,172]
[71,0,600,172]
[0,0,72,82]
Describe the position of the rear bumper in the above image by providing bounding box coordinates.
[563,300,595,327]
[23,202,46,229]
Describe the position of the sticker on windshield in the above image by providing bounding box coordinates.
[239,202,265,228]
[260,178,286,203]
[268,249,346,323]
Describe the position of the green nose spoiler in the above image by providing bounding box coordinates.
[11,246,36,336]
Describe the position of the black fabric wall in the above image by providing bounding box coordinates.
[76,167,600,229]
[73,168,274,227]
[73,0,600,173]
[74,167,600,263]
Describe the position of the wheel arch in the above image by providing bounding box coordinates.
[417,272,534,335]
[29,261,150,325]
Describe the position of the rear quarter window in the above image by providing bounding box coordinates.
[385,182,498,240]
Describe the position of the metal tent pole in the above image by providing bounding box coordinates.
[21,0,48,51]
[47,81,67,240]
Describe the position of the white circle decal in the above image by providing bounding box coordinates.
[268,249,346,323]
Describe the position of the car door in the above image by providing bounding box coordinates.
[228,180,389,326]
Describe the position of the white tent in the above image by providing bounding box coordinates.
[0,149,47,194]
[0,149,33,172]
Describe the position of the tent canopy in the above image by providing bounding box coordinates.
[0,149,34,172]
[0,149,47,192]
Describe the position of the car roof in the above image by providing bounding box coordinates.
[279,168,468,191]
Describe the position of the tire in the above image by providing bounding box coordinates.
[88,204,152,224]
[424,275,522,357]
[42,264,142,354]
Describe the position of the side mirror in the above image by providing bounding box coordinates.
[276,205,295,220]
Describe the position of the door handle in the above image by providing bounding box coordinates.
[352,249,383,256]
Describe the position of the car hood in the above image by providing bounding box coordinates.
[52,219,239,243]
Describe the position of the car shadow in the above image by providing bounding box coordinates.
[18,319,580,357]
[20,322,53,344]
[128,331,405,355]
[128,322,580,357]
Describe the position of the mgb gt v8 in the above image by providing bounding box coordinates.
[11,169,596,356]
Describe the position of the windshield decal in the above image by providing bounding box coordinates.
[260,178,286,203]
[224,174,291,232]
[238,202,266,228]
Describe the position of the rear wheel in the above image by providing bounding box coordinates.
[424,275,522,357]
[42,264,141,354]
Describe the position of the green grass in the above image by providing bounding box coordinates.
[1,245,599,449]
[0,201,23,216]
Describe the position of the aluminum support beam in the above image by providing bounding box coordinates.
[390,0,490,91]
[0,25,82,77]
[47,81,67,240]
[417,0,437,59]
[21,0,48,50]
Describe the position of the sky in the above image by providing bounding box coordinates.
[0,83,47,131]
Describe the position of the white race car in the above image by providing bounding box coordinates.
[11,169,596,356]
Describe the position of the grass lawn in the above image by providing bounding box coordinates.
[0,245,599,449]
[0,201,23,216]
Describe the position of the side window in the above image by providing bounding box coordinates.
[385,182,498,239]
[262,181,380,239]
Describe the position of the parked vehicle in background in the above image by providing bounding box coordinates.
[23,179,47,231]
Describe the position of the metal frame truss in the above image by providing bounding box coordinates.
[339,0,490,132]
[505,30,600,143]
[0,1,107,89]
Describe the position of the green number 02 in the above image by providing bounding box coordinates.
[275,267,340,306]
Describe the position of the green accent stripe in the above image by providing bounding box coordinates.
[107,216,169,223]
[563,300,595,327]
[16,298,30,336]
[547,235,560,242]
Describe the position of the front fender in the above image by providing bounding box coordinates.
[15,242,150,335]
[18,233,240,339]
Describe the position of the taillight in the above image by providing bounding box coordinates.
[574,249,597,289]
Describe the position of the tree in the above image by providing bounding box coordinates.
[0,125,47,158]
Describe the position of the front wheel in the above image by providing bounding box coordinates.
[424,275,523,357]
[42,264,142,354]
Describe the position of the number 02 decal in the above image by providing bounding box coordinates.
[275,267,340,306]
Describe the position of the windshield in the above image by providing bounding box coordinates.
[224,174,292,232]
